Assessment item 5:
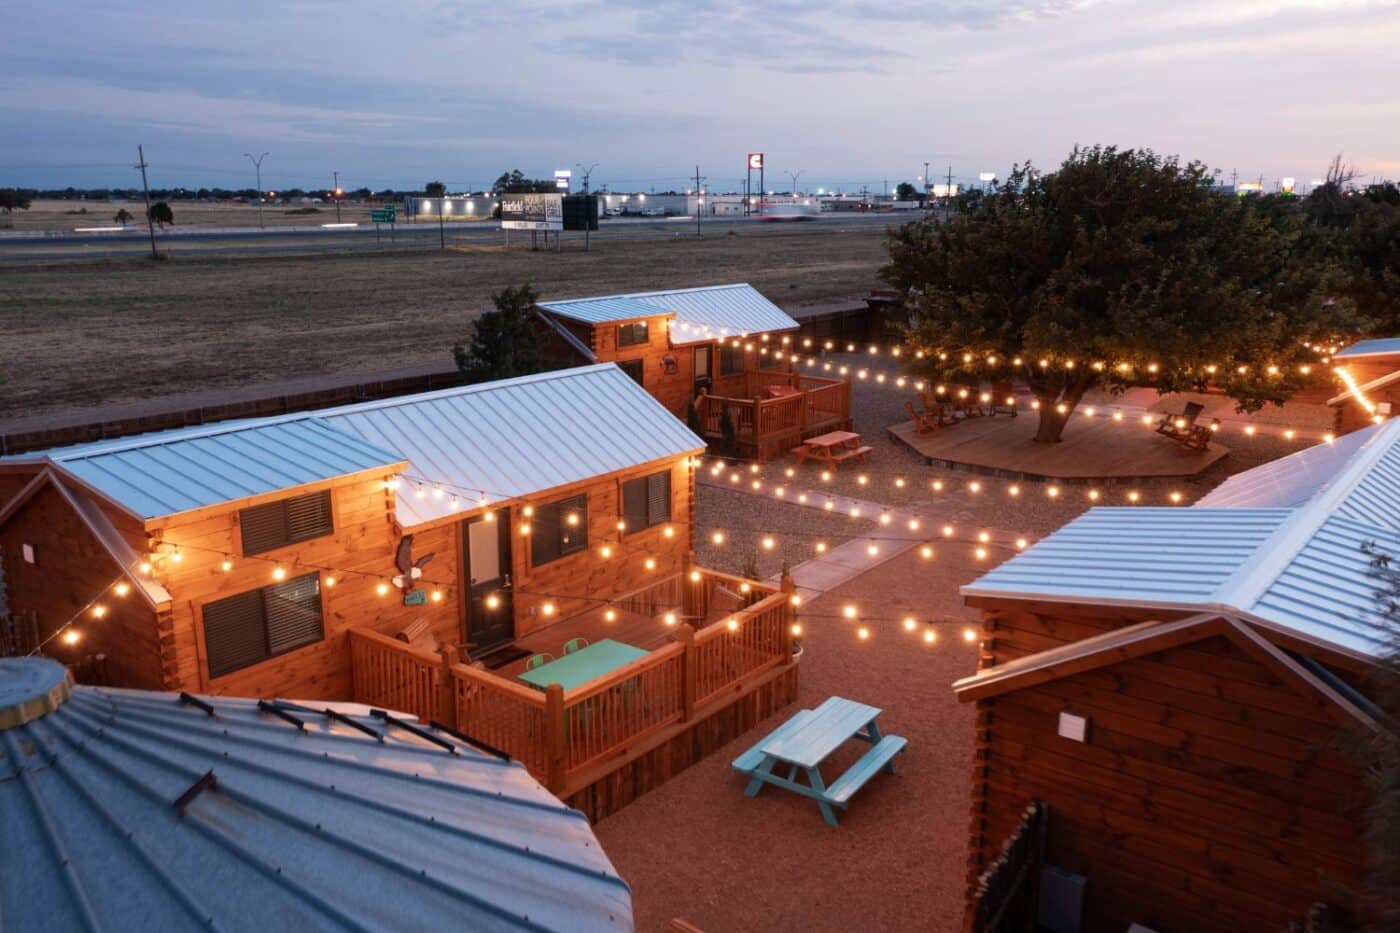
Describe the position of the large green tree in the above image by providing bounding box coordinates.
[453,284,549,381]
[491,170,556,194]
[883,145,1359,442]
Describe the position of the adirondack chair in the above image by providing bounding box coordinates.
[1156,401,1205,439]
[905,399,942,435]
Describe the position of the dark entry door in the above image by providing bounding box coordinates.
[463,514,513,652]
[693,345,711,394]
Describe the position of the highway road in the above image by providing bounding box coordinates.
[0,211,910,262]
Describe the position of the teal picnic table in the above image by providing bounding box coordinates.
[732,695,908,826]
[517,638,648,691]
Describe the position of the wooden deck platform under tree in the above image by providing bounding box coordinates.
[888,411,1229,481]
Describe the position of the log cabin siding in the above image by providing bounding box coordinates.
[154,470,462,699]
[590,314,705,418]
[0,483,164,688]
[510,457,693,635]
[964,601,1368,932]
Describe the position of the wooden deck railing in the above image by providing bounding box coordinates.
[348,628,443,721]
[348,568,796,795]
[696,370,851,461]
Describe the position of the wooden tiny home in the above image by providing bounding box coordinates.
[955,418,1400,933]
[537,283,852,460]
[0,364,799,818]
[1328,337,1400,435]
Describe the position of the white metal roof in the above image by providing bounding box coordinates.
[540,283,799,346]
[964,417,1400,660]
[312,364,704,528]
[8,418,406,520]
[6,365,702,529]
[0,658,633,932]
[1333,337,1400,360]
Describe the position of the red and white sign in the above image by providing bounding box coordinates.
[747,152,764,170]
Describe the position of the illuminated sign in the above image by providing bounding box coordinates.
[554,170,572,191]
[748,152,764,170]
[501,193,563,231]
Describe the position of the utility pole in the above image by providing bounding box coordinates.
[438,194,446,249]
[577,162,598,251]
[923,160,931,203]
[945,165,954,211]
[1230,168,1239,190]
[243,152,269,228]
[333,170,342,222]
[693,165,706,236]
[135,145,158,260]
[784,169,803,196]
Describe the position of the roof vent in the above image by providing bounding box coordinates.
[0,657,72,730]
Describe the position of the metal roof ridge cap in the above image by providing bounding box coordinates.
[1215,418,1400,612]
[621,282,754,299]
[31,415,316,462]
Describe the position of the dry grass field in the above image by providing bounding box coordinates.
[3,198,423,231]
[0,224,888,421]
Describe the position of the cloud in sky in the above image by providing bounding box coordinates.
[2,0,1397,190]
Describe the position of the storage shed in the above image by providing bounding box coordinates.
[0,656,632,931]
[954,418,1400,933]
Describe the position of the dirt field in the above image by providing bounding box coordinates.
[0,225,887,421]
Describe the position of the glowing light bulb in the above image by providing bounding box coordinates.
[963,628,978,643]
[600,545,613,559]
[712,531,726,545]
[842,604,858,620]
[604,608,617,622]
[431,590,444,603]
[791,623,803,636]
[1015,538,1028,550]
[664,612,678,626]
[942,525,954,538]
[761,536,776,550]
[91,605,107,619]
[114,583,131,598]
[923,629,936,644]
[272,566,287,581]
[645,558,657,571]
[1008,485,1020,497]
[726,617,739,632]
[376,582,390,596]
[542,602,556,617]
[975,547,988,560]
[903,617,917,632]
[857,626,870,640]
[62,629,82,646]
[920,545,934,559]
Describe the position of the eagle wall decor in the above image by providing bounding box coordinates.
[392,534,435,604]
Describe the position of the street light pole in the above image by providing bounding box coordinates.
[784,170,803,196]
[243,152,269,228]
[577,161,598,252]
[332,170,342,223]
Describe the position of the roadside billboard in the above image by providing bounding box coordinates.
[501,193,563,231]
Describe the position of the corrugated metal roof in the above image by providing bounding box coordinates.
[968,508,1293,605]
[315,364,704,528]
[1196,423,1379,508]
[13,418,406,520]
[965,418,1400,660]
[0,658,633,932]
[1333,337,1400,360]
[537,295,674,325]
[540,284,799,346]
[632,284,799,346]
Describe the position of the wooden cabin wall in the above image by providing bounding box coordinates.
[155,471,461,700]
[510,456,694,636]
[1333,359,1399,434]
[589,315,701,418]
[969,633,1366,933]
[0,466,40,507]
[0,483,164,688]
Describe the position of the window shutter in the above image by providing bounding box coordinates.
[203,589,268,679]
[240,500,289,555]
[646,471,671,524]
[263,573,323,654]
[285,491,333,541]
[623,478,648,531]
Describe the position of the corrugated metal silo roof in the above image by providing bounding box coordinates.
[0,658,633,932]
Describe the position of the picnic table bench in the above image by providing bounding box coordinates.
[732,696,907,826]
[790,430,872,469]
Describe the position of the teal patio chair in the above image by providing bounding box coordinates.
[524,653,553,671]
[563,637,590,655]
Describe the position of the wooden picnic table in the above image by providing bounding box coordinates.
[790,430,872,469]
[517,638,649,692]
[732,696,907,826]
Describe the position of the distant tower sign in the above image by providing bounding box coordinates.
[554,170,572,192]
[747,153,764,216]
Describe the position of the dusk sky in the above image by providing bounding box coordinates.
[5,0,1398,192]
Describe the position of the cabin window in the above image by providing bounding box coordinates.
[617,321,649,347]
[622,470,671,533]
[531,495,588,567]
[202,572,324,678]
[719,344,746,376]
[239,490,333,556]
[617,358,645,387]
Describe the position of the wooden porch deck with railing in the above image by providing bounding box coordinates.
[348,566,799,820]
[696,370,852,461]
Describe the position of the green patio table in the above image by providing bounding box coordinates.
[518,638,649,692]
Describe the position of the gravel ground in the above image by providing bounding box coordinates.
[595,545,989,933]
[693,483,878,581]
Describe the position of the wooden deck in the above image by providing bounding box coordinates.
[347,567,800,821]
[888,412,1229,481]
[696,370,852,461]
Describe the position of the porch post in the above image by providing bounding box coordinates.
[545,683,567,793]
[678,623,697,722]
[682,550,697,620]
[781,574,797,665]
[437,646,458,729]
